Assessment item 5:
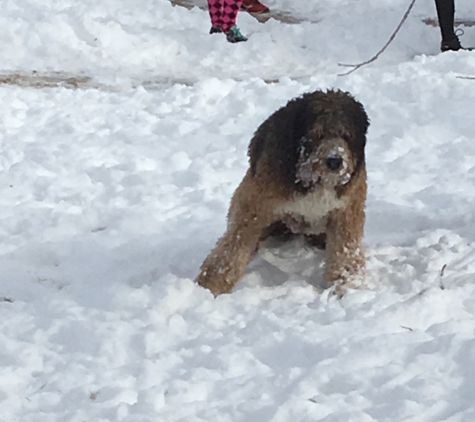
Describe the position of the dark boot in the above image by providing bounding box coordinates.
[209,25,223,34]
[441,35,462,51]
[440,32,474,52]
[434,0,473,51]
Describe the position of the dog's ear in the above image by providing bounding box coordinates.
[348,98,369,169]
[248,120,269,176]
[325,90,369,138]
[328,91,369,171]
[348,98,370,138]
[248,96,314,177]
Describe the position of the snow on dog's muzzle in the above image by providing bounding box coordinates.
[296,138,354,189]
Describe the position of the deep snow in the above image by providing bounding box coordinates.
[1,0,475,421]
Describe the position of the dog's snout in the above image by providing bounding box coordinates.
[326,155,343,171]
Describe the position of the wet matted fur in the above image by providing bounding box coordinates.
[197,89,370,296]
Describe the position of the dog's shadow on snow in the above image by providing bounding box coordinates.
[366,199,475,245]
[126,231,326,292]
[365,200,434,246]
[239,236,327,291]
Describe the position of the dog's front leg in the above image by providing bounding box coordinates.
[196,174,274,296]
[196,223,262,296]
[324,211,365,297]
[323,173,367,297]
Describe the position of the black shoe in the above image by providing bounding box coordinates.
[441,36,462,51]
[225,25,248,43]
[441,31,474,52]
[209,25,223,34]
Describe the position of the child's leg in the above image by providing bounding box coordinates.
[221,0,244,32]
[207,0,224,27]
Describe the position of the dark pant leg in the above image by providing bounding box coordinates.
[221,0,244,32]
[208,0,224,27]
[435,0,456,41]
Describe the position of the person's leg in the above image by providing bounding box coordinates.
[222,0,247,42]
[435,0,456,42]
[221,0,244,32]
[207,0,224,30]
[434,0,465,51]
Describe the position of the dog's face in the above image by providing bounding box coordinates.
[248,89,368,194]
[296,136,355,191]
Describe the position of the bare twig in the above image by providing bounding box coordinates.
[25,382,47,401]
[338,0,417,76]
[439,264,447,290]
[440,264,447,278]
[456,76,475,80]
[400,325,414,331]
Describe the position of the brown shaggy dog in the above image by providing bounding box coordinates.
[197,89,370,296]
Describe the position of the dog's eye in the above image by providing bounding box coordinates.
[326,155,343,171]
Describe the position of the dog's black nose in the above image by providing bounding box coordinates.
[326,155,343,171]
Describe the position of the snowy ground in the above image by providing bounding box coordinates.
[2,0,475,421]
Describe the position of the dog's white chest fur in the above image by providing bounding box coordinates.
[276,188,347,234]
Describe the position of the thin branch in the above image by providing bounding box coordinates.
[456,76,475,80]
[439,264,447,290]
[440,264,447,278]
[338,0,417,76]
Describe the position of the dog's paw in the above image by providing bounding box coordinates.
[328,272,367,299]
[327,283,347,299]
[196,268,234,296]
